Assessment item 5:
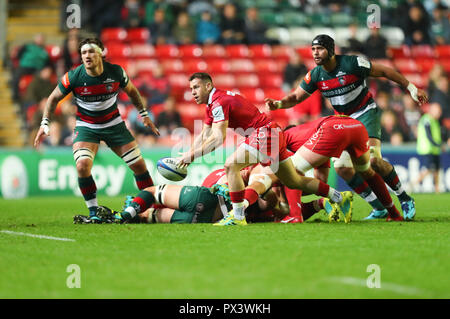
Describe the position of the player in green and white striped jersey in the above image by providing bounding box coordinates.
[266,34,428,221]
[34,38,160,222]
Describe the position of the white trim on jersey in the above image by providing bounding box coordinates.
[75,116,123,129]
[329,84,365,106]
[75,93,118,111]
[349,102,377,119]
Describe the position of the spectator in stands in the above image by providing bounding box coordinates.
[62,28,81,72]
[23,66,55,113]
[11,33,50,102]
[402,4,432,45]
[172,11,196,45]
[89,0,122,35]
[402,94,422,140]
[188,0,218,17]
[243,7,269,45]
[121,0,145,28]
[155,96,183,138]
[429,75,450,119]
[430,3,450,45]
[364,27,388,59]
[148,8,172,45]
[196,10,221,44]
[381,110,407,145]
[140,63,171,108]
[282,50,308,93]
[127,107,158,148]
[342,23,364,55]
[144,0,175,26]
[220,3,245,45]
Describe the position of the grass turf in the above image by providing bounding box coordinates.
[0,193,449,299]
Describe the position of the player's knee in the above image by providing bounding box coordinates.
[76,159,92,176]
[224,161,239,174]
[370,157,382,171]
[335,166,356,181]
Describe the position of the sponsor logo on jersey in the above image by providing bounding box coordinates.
[212,105,225,121]
[304,71,311,84]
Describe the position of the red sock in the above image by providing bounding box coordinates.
[365,174,401,217]
[230,190,245,204]
[316,181,330,198]
[244,188,259,206]
[283,186,302,217]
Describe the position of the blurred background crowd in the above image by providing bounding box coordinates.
[4,0,450,149]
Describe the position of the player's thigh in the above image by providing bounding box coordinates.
[291,146,329,173]
[174,186,219,223]
[224,145,258,171]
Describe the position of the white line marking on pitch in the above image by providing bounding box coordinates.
[328,276,426,296]
[0,230,76,242]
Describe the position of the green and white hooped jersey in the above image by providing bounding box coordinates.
[300,55,376,117]
[58,62,129,129]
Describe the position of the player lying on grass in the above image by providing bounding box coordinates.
[266,34,428,221]
[176,72,349,226]
[263,114,405,221]
[75,165,290,224]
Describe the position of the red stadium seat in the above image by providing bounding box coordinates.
[259,74,283,88]
[253,59,283,73]
[126,28,150,43]
[202,44,226,58]
[393,59,418,74]
[179,45,203,58]
[388,46,410,59]
[264,88,285,100]
[160,59,184,73]
[435,45,450,58]
[213,74,235,88]
[296,46,312,59]
[415,58,437,73]
[229,59,255,73]
[19,74,34,97]
[405,73,428,89]
[238,88,266,104]
[272,45,293,61]
[168,73,189,89]
[235,74,259,88]
[101,28,127,42]
[104,43,131,58]
[134,59,159,73]
[249,44,272,59]
[226,44,250,58]
[184,59,208,73]
[410,45,436,58]
[155,44,179,58]
[46,45,61,63]
[207,59,231,73]
[440,59,450,72]
[130,43,155,58]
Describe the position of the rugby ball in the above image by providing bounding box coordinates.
[157,157,188,181]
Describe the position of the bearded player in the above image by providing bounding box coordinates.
[266,34,428,220]
[34,38,159,221]
[176,73,350,226]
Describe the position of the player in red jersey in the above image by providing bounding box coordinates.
[176,73,348,226]
[281,115,403,221]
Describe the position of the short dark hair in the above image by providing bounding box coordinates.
[78,38,104,56]
[189,72,213,83]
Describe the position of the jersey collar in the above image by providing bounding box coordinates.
[207,87,216,106]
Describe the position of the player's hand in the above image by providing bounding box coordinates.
[264,98,282,111]
[176,153,193,169]
[143,117,160,136]
[33,126,49,148]
[416,88,428,106]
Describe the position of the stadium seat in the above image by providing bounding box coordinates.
[104,43,131,59]
[330,13,353,27]
[134,59,159,73]
[254,59,283,73]
[155,44,180,58]
[264,87,285,100]
[405,73,428,89]
[388,45,410,59]
[229,59,255,73]
[238,88,266,104]
[126,28,150,43]
[296,46,312,60]
[183,59,208,73]
[179,45,203,58]
[265,27,291,45]
[160,59,184,73]
[46,45,61,64]
[271,45,293,61]
[440,59,450,72]
[168,73,189,90]
[410,45,436,58]
[282,11,311,27]
[226,44,250,58]
[415,58,437,73]
[249,44,272,59]
[202,44,226,59]
[207,59,231,73]
[235,74,260,88]
[18,74,34,97]
[130,43,155,58]
[288,27,312,45]
[213,74,235,88]
[259,74,283,88]
[380,27,404,46]
[101,28,127,42]
[394,59,418,74]
[436,45,450,58]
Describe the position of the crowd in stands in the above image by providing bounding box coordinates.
[7,0,450,149]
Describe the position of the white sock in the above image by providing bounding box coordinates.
[232,202,246,220]
[125,206,137,218]
[328,188,342,203]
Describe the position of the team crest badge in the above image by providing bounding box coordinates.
[338,76,346,85]
[106,84,113,92]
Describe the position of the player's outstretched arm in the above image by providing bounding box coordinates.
[370,62,428,105]
[123,81,160,136]
[265,86,310,111]
[33,86,65,148]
